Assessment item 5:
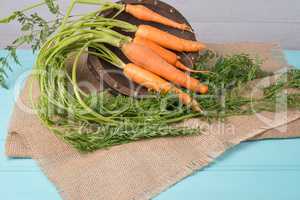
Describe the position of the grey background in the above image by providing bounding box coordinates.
[1,0,300,49]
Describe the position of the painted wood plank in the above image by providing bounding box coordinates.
[1,0,300,49]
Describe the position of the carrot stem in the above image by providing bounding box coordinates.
[71,43,117,123]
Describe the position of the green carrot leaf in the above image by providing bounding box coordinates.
[45,0,60,14]
[21,23,33,31]
[5,46,20,66]
[0,57,10,88]
[0,79,9,89]
[0,12,19,24]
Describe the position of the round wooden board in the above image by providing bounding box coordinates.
[87,0,199,98]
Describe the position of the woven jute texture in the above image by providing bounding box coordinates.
[5,43,300,200]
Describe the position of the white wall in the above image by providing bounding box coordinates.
[1,0,300,49]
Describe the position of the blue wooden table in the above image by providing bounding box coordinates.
[1,50,300,200]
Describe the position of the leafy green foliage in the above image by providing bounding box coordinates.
[0,11,19,23]
[45,0,60,14]
[263,69,300,110]
[191,52,300,121]
[194,51,270,90]
[0,57,10,88]
[209,54,267,87]
[0,0,62,88]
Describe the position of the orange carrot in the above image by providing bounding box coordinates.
[135,25,206,52]
[133,36,209,73]
[125,4,191,31]
[122,42,208,94]
[124,63,172,93]
[133,36,177,65]
[124,63,201,111]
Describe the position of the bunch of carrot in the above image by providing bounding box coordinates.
[100,2,209,111]
[48,0,209,112]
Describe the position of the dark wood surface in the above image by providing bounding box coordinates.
[87,0,199,97]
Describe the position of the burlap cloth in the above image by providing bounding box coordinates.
[5,43,300,200]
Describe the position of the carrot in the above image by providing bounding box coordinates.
[133,36,209,73]
[121,42,208,94]
[133,36,177,65]
[135,25,206,52]
[125,4,191,31]
[124,63,201,111]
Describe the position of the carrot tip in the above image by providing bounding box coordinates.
[185,26,194,33]
[175,61,210,74]
[192,103,202,112]
[178,23,193,32]
[196,70,210,74]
